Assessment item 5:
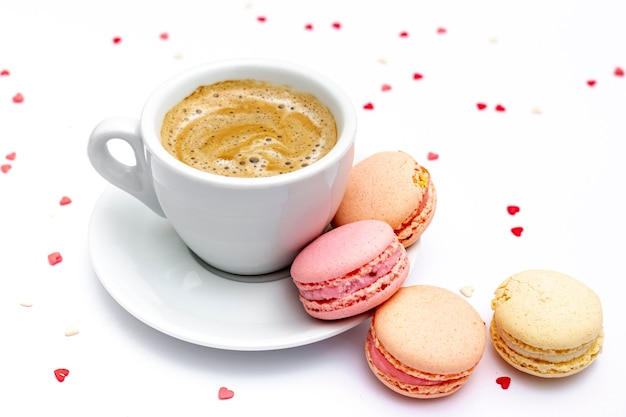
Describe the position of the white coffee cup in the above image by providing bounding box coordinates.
[88,58,356,276]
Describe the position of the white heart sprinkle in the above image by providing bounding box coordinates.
[64,325,80,337]
[460,285,475,298]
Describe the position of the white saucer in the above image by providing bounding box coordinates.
[88,186,379,351]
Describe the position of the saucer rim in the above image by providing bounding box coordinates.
[87,185,371,351]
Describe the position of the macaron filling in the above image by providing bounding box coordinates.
[366,326,470,391]
[495,322,597,363]
[367,332,447,387]
[295,240,404,301]
[395,166,432,244]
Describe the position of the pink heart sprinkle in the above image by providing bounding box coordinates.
[381,84,392,92]
[5,152,16,161]
[615,67,624,77]
[218,387,234,400]
[506,205,520,215]
[257,16,266,22]
[437,27,447,34]
[587,79,596,87]
[54,368,70,382]
[1,164,11,173]
[476,102,487,110]
[511,227,523,237]
[159,32,169,40]
[48,252,63,265]
[12,93,24,103]
[304,23,313,30]
[332,22,341,30]
[413,72,423,80]
[399,31,409,38]
[112,36,122,44]
[427,152,439,161]
[496,376,511,389]
[0,69,9,76]
[363,102,374,110]
[495,104,506,112]
[60,196,72,206]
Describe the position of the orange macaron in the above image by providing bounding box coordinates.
[366,285,486,398]
[332,151,436,248]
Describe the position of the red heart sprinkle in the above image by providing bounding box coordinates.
[506,205,520,215]
[511,227,523,237]
[257,16,266,22]
[496,376,511,389]
[54,368,70,382]
[304,23,313,30]
[495,104,506,112]
[159,32,169,40]
[60,196,72,206]
[5,152,16,161]
[615,67,624,77]
[12,93,24,103]
[413,72,423,80]
[1,164,11,173]
[332,22,341,29]
[218,387,234,400]
[399,31,409,37]
[0,69,9,76]
[437,27,447,34]
[587,79,596,87]
[427,152,439,161]
[363,102,374,110]
[112,36,122,44]
[48,252,63,265]
[381,84,392,92]
[476,102,487,110]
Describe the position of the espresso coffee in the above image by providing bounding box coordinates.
[161,79,337,178]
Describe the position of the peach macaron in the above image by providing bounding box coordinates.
[290,220,409,320]
[332,151,436,248]
[366,285,486,398]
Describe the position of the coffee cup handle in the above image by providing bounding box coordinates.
[88,116,166,218]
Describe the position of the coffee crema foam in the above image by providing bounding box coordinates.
[161,79,337,178]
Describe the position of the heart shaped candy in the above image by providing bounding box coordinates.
[218,387,234,400]
[496,376,511,389]
[54,368,70,382]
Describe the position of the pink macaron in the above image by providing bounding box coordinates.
[290,220,410,320]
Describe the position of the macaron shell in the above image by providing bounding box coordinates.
[332,151,435,245]
[291,220,396,284]
[374,285,486,376]
[491,270,603,350]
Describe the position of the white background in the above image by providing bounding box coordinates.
[1,1,624,415]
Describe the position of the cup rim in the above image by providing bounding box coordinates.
[140,58,357,187]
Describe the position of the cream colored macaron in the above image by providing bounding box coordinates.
[489,269,604,378]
